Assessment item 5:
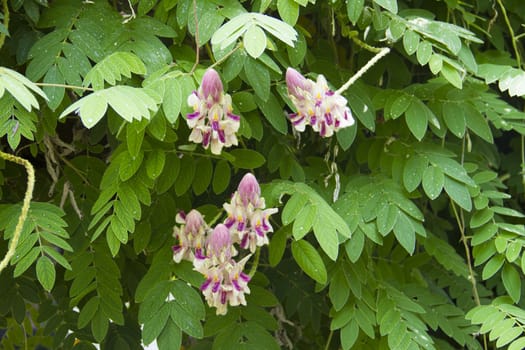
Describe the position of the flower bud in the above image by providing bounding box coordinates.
[185,209,205,235]
[286,68,311,99]
[208,224,232,259]
[201,69,223,102]
[237,173,261,207]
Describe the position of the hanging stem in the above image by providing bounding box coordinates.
[0,152,35,273]
[0,0,10,51]
[335,47,390,95]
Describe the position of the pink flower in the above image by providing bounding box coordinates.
[186,69,240,154]
[285,67,354,137]
[206,224,236,265]
[172,210,207,263]
[237,173,262,207]
[223,173,278,253]
[199,255,251,315]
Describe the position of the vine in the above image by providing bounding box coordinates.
[0,151,34,273]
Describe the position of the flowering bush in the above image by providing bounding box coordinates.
[1,1,525,350]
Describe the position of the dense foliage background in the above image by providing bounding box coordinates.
[1,0,525,349]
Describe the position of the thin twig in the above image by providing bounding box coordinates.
[35,82,94,92]
[335,47,390,95]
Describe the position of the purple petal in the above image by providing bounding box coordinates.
[187,111,201,120]
[201,278,212,291]
[212,281,221,293]
[240,272,250,282]
[218,129,226,143]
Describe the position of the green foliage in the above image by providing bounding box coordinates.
[2,0,525,349]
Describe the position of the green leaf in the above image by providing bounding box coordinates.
[169,280,205,337]
[422,165,444,200]
[373,0,398,13]
[416,41,433,65]
[403,30,420,56]
[157,320,182,350]
[347,0,364,24]
[78,296,100,329]
[404,99,427,141]
[212,160,231,194]
[59,86,158,128]
[291,240,327,284]
[441,62,463,89]
[143,304,170,345]
[163,76,183,124]
[175,155,195,196]
[43,64,65,111]
[482,254,504,280]
[245,58,270,101]
[442,102,466,138]
[84,52,147,90]
[330,268,350,311]
[403,154,427,192]
[376,204,399,236]
[13,246,40,277]
[292,204,317,240]
[277,0,299,25]
[509,337,525,350]
[393,213,416,254]
[36,255,56,292]
[464,103,493,142]
[145,149,165,180]
[336,124,357,151]
[244,25,267,58]
[192,157,213,195]
[230,149,266,169]
[0,67,47,111]
[233,91,257,113]
[341,320,359,350]
[269,226,289,267]
[429,54,443,75]
[502,264,521,303]
[282,193,309,225]
[255,93,288,134]
[444,176,472,211]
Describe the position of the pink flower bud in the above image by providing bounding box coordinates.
[237,173,261,207]
[185,209,205,235]
[286,68,311,100]
[208,224,232,258]
[201,69,223,102]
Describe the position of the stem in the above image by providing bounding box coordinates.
[248,247,260,278]
[207,209,225,227]
[350,33,384,54]
[209,44,242,70]
[0,152,35,273]
[35,82,94,92]
[496,0,521,68]
[190,0,200,74]
[450,201,480,305]
[126,0,136,20]
[324,330,333,350]
[335,47,390,95]
[0,0,10,51]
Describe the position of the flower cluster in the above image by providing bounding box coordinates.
[186,69,240,155]
[285,68,355,137]
[172,173,278,315]
[223,173,278,253]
